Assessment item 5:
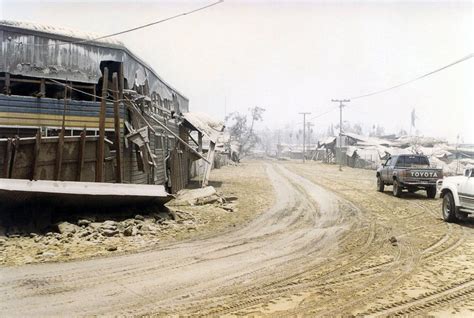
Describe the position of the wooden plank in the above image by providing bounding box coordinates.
[202,141,216,187]
[76,128,86,181]
[40,79,46,97]
[10,136,20,178]
[96,67,109,182]
[119,63,124,101]
[198,132,203,153]
[147,113,210,164]
[112,72,123,183]
[31,129,42,180]
[55,86,68,180]
[3,138,12,178]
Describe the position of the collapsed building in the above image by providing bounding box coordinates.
[0,20,221,206]
[315,132,474,175]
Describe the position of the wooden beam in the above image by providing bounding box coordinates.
[119,63,124,101]
[76,128,86,181]
[186,130,199,147]
[123,97,156,134]
[96,67,108,182]
[198,132,203,153]
[55,86,68,180]
[112,72,123,183]
[31,129,42,180]
[10,136,20,179]
[40,79,46,97]
[92,85,97,102]
[5,73,11,95]
[3,138,12,178]
[146,113,210,164]
[202,141,216,187]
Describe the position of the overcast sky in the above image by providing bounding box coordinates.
[1,0,473,143]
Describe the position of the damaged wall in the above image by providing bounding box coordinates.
[0,21,189,113]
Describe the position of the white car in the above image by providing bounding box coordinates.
[438,168,474,222]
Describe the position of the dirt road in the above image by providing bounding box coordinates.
[1,161,473,316]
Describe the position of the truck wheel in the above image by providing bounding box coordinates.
[393,179,402,197]
[377,176,384,192]
[426,187,436,199]
[442,192,457,222]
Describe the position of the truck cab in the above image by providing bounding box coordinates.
[439,168,474,222]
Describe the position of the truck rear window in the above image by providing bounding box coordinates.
[396,156,430,167]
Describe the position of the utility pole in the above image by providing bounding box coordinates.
[299,112,311,163]
[331,99,350,171]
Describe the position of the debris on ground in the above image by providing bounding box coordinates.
[0,161,271,266]
[168,186,239,213]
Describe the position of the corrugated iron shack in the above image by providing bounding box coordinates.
[0,20,206,195]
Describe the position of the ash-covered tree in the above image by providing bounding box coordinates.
[225,106,265,160]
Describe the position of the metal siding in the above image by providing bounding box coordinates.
[0,26,189,112]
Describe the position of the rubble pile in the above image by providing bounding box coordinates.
[0,186,240,266]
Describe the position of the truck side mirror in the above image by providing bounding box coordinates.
[464,169,470,177]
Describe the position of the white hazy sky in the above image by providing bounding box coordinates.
[1,0,473,143]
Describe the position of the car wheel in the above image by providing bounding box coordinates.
[426,187,436,199]
[442,192,457,222]
[377,176,384,192]
[393,179,402,197]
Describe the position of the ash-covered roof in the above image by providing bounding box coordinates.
[0,20,124,47]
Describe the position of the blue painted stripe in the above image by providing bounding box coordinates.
[0,95,124,118]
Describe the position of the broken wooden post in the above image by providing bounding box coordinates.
[40,79,46,97]
[55,85,68,180]
[198,132,203,153]
[202,141,216,187]
[3,138,12,178]
[112,72,123,183]
[119,63,124,101]
[10,136,20,179]
[76,128,87,181]
[96,67,109,182]
[146,113,210,164]
[31,129,42,180]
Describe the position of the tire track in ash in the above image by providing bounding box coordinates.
[178,164,375,316]
[0,162,359,317]
[285,163,472,316]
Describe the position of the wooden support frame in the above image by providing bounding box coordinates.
[76,128,87,181]
[96,67,109,182]
[198,132,203,153]
[40,79,46,97]
[31,129,42,180]
[10,136,20,179]
[3,138,13,178]
[147,113,210,164]
[112,72,123,183]
[55,85,68,180]
[202,141,216,187]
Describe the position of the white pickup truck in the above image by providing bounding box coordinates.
[438,168,474,222]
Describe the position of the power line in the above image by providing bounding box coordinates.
[11,0,224,47]
[350,53,474,100]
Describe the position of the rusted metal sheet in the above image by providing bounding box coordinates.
[0,20,189,113]
[0,178,173,207]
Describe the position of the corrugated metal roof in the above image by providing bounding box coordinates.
[0,20,124,46]
[0,19,189,103]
